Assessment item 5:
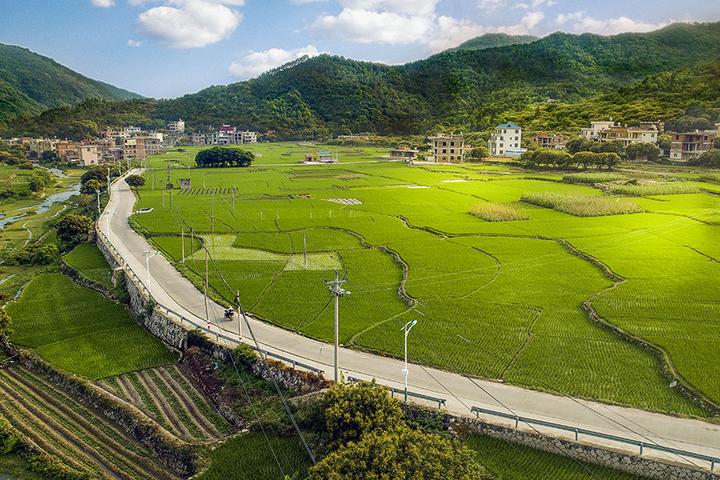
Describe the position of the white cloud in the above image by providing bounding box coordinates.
[426,11,544,52]
[289,0,326,4]
[128,39,143,47]
[315,8,433,44]
[229,45,321,79]
[477,0,506,11]
[137,0,243,48]
[339,0,440,16]
[91,0,115,7]
[515,0,555,9]
[555,12,667,35]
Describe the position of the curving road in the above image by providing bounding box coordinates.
[102,171,720,472]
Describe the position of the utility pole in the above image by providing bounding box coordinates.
[181,226,185,263]
[401,320,418,402]
[204,248,210,329]
[96,189,101,213]
[325,272,349,383]
[235,290,243,340]
[232,187,235,210]
[144,250,158,291]
[190,228,195,257]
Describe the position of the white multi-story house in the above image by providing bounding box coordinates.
[167,119,185,133]
[429,133,464,163]
[489,122,523,157]
[580,121,616,140]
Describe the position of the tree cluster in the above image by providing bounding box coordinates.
[297,383,486,480]
[28,169,53,193]
[565,138,623,155]
[626,142,661,161]
[521,148,620,170]
[56,214,93,246]
[12,244,59,266]
[195,147,255,168]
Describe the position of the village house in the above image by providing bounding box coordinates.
[430,133,464,163]
[78,144,102,167]
[488,123,523,157]
[669,129,717,162]
[534,132,566,150]
[166,119,185,133]
[581,120,658,146]
[193,126,257,146]
[389,148,419,161]
[122,136,162,161]
[54,141,80,162]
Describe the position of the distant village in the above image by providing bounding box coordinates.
[0,120,258,167]
[2,117,719,167]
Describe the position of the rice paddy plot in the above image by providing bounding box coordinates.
[62,243,113,289]
[7,273,177,379]
[133,143,720,414]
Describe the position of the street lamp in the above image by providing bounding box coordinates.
[401,319,418,402]
[144,250,159,291]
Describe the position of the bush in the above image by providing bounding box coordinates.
[469,203,528,222]
[56,214,93,245]
[125,174,145,188]
[521,192,643,217]
[309,427,486,480]
[13,244,60,265]
[319,383,404,447]
[28,169,53,193]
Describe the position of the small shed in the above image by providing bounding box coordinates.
[179,178,192,191]
[318,151,337,163]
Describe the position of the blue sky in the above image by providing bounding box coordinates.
[0,0,718,99]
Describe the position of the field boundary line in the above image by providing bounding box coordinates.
[559,239,720,416]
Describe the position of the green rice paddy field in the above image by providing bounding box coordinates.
[134,144,720,416]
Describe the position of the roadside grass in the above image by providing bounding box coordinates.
[62,243,113,289]
[521,192,643,217]
[197,432,311,480]
[466,435,646,480]
[608,182,700,196]
[469,203,528,222]
[7,273,177,379]
[562,172,627,184]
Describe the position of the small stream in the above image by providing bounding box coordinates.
[0,182,81,230]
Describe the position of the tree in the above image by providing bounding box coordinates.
[125,175,145,188]
[81,167,107,185]
[81,178,103,195]
[690,149,720,167]
[40,150,58,163]
[464,145,489,163]
[13,244,59,265]
[28,169,53,193]
[195,147,255,168]
[565,137,592,154]
[625,143,660,161]
[309,427,486,480]
[319,383,404,447]
[56,214,93,245]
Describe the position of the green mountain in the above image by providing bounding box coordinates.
[0,44,142,125]
[6,22,720,139]
[448,33,537,52]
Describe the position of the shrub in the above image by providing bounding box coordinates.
[13,244,60,265]
[690,149,720,167]
[309,427,486,480]
[469,203,528,222]
[28,169,53,193]
[319,382,404,447]
[125,174,145,188]
[521,192,643,217]
[608,182,699,196]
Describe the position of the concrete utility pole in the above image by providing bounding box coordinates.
[96,189,101,213]
[325,272,349,383]
[235,290,243,340]
[303,234,308,270]
[181,226,185,263]
[401,320,418,402]
[204,248,210,328]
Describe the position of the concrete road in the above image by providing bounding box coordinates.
[102,172,720,471]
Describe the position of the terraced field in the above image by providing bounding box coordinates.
[63,242,114,289]
[135,144,720,415]
[0,365,176,479]
[97,365,232,443]
[7,273,177,379]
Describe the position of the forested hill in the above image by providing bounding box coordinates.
[153,21,720,135]
[447,33,538,52]
[5,22,720,139]
[0,44,142,125]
